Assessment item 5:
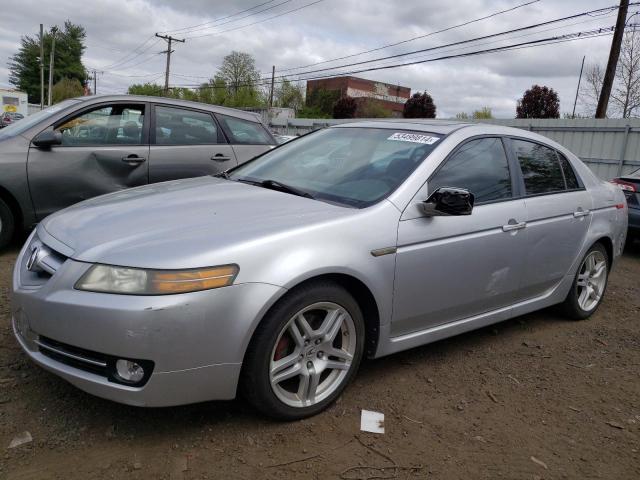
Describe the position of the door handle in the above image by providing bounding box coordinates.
[573,209,590,218]
[502,221,527,232]
[211,154,231,162]
[121,155,146,164]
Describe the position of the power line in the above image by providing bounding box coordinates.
[183,0,327,39]
[171,0,295,37]
[158,0,278,34]
[255,3,636,83]
[274,0,540,74]
[173,25,622,90]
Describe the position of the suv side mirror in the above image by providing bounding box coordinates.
[420,187,474,216]
[32,128,62,148]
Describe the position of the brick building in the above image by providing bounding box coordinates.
[306,76,411,117]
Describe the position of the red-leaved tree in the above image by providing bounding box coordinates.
[516,85,560,118]
[403,91,436,118]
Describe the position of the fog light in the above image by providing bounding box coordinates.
[115,359,145,383]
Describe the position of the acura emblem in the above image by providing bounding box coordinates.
[26,247,43,272]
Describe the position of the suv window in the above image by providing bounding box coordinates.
[217,114,272,145]
[155,106,220,145]
[557,152,580,189]
[513,139,565,195]
[429,137,512,203]
[56,104,145,146]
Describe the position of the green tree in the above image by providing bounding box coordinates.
[306,88,341,116]
[472,107,493,119]
[357,100,392,118]
[403,91,436,118]
[275,79,304,111]
[197,77,228,105]
[455,112,470,120]
[127,83,164,96]
[8,21,87,103]
[516,85,560,118]
[52,77,84,103]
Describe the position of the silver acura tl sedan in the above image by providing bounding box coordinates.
[12,120,628,419]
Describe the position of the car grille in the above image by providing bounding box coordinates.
[20,235,68,287]
[36,336,109,377]
[35,336,154,387]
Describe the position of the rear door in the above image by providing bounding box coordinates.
[215,113,275,164]
[27,102,149,219]
[508,138,592,299]
[148,104,237,182]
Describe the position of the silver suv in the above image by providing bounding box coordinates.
[0,95,276,248]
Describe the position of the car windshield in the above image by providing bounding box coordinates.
[229,127,442,208]
[0,99,81,140]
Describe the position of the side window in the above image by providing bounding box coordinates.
[512,139,565,195]
[557,152,580,189]
[55,104,145,146]
[154,106,220,145]
[217,114,273,145]
[429,137,512,203]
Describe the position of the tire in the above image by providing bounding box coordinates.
[561,243,609,320]
[0,198,15,250]
[241,281,365,420]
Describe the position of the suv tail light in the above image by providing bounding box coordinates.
[610,178,637,192]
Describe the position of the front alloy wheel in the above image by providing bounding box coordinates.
[270,302,357,408]
[242,282,364,420]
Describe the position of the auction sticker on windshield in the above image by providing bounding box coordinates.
[387,132,440,145]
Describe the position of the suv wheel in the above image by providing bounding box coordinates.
[0,198,15,249]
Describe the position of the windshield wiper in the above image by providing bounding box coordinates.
[236,177,314,199]
[260,179,315,199]
[213,170,230,179]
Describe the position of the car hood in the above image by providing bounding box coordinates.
[41,176,353,269]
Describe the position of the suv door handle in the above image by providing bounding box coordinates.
[573,209,590,218]
[121,155,146,164]
[211,154,231,162]
[502,221,527,232]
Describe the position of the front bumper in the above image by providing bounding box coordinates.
[12,234,285,407]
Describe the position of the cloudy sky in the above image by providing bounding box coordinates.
[0,0,624,117]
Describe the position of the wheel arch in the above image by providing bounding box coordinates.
[242,272,382,365]
[592,236,613,268]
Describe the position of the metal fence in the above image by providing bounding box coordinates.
[269,117,640,180]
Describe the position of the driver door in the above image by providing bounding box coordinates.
[391,137,528,336]
[27,102,149,219]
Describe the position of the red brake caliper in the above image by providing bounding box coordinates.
[274,335,291,361]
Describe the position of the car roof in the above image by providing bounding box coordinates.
[332,119,475,135]
[71,94,263,123]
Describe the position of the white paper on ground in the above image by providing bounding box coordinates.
[360,409,385,434]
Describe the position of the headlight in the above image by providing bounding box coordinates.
[75,264,239,295]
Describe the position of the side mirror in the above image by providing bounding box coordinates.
[32,128,62,148]
[419,187,474,217]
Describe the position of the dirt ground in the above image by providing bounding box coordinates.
[1,238,639,480]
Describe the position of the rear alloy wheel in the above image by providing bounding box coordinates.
[242,283,364,420]
[562,243,609,320]
[0,198,15,250]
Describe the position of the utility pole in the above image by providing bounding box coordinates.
[269,65,275,107]
[572,55,586,118]
[47,26,57,106]
[92,69,97,95]
[155,33,185,93]
[596,0,629,118]
[39,24,44,110]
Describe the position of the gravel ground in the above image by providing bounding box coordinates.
[1,238,639,480]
